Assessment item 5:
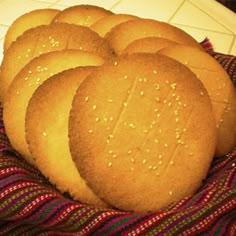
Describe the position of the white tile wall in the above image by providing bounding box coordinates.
[0,0,235,65]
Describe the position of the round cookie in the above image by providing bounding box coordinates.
[105,18,202,55]
[3,8,60,51]
[3,50,104,166]
[25,66,107,207]
[69,53,217,213]
[122,37,178,55]
[159,45,236,156]
[0,23,113,102]
[90,13,139,37]
[51,4,113,27]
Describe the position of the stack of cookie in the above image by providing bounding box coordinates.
[0,4,235,213]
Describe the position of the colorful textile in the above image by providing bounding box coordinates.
[0,39,236,235]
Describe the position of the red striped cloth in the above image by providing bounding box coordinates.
[0,39,235,235]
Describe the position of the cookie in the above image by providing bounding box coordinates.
[69,53,217,213]
[0,22,113,101]
[52,4,113,27]
[105,18,202,55]
[3,50,104,165]
[91,13,138,37]
[122,37,178,54]
[25,66,107,207]
[3,8,60,51]
[159,45,236,156]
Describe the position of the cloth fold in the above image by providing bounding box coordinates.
[0,39,235,235]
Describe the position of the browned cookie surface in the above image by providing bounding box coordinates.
[69,53,217,213]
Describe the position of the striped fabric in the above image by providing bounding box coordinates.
[0,39,236,235]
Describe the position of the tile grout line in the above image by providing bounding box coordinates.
[109,0,123,11]
[172,22,235,37]
[187,0,235,35]
[228,35,236,55]
[167,0,186,23]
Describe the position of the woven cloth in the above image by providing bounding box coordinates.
[0,39,235,235]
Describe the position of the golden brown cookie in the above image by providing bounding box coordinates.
[3,50,104,166]
[0,22,113,102]
[69,53,217,213]
[105,18,202,55]
[3,8,60,51]
[52,4,113,27]
[159,45,236,156]
[25,66,107,207]
[90,13,139,37]
[122,37,178,54]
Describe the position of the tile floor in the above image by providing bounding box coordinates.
[0,0,235,64]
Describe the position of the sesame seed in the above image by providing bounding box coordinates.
[17,56,21,59]
[159,160,162,165]
[154,139,159,144]
[123,102,128,107]
[169,191,173,196]
[129,123,135,128]
[88,130,93,133]
[200,91,204,96]
[108,150,113,154]
[175,117,179,123]
[140,91,144,96]
[155,97,160,102]
[148,165,153,169]
[24,77,29,81]
[142,159,147,164]
[168,102,172,107]
[143,129,148,133]
[123,75,128,80]
[165,80,169,84]
[176,133,180,139]
[170,161,174,166]
[114,61,118,66]
[42,132,47,137]
[112,154,117,158]
[170,83,177,89]
[145,149,150,153]
[108,162,112,167]
[189,152,193,156]
[152,166,157,170]
[130,167,134,171]
[177,139,184,144]
[28,70,32,74]
[95,117,100,122]
[158,154,162,159]
[108,99,113,103]
[164,143,168,147]
[92,105,97,110]
[155,172,160,176]
[153,70,158,74]
[110,117,114,121]
[128,150,132,154]
[163,99,167,104]
[85,96,89,102]
[131,158,135,163]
